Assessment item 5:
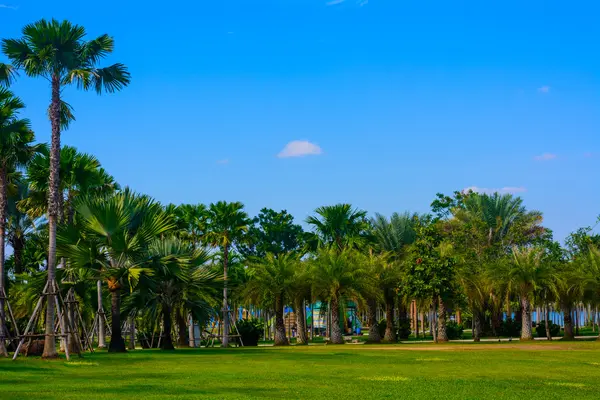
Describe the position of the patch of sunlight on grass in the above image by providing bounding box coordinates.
[64,361,99,367]
[587,362,600,366]
[545,382,586,389]
[360,376,409,382]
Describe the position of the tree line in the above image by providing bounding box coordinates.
[1,19,600,358]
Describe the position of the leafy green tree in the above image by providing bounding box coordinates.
[57,190,173,352]
[205,201,250,347]
[3,19,130,359]
[167,204,209,248]
[306,204,370,251]
[240,208,304,258]
[309,248,372,344]
[242,252,298,346]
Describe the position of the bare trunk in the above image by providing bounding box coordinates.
[222,245,230,347]
[473,310,482,342]
[383,294,396,343]
[520,296,533,341]
[188,315,195,347]
[366,298,381,343]
[274,294,289,346]
[67,293,80,354]
[329,295,344,344]
[108,289,126,352]
[177,311,188,347]
[437,297,449,342]
[97,280,106,348]
[12,236,25,275]
[43,74,62,359]
[160,304,174,350]
[294,298,308,345]
[0,167,7,357]
[562,304,574,340]
[545,305,552,341]
[128,317,135,350]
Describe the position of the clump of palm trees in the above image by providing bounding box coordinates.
[2,19,600,361]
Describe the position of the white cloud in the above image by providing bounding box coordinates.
[358,0,369,5]
[277,140,323,158]
[463,186,527,195]
[216,159,230,165]
[534,153,557,161]
[326,0,345,5]
[0,4,17,9]
[538,86,550,93]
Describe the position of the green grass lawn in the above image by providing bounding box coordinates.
[2,341,600,399]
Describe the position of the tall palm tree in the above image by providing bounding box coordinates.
[57,190,173,352]
[242,252,298,346]
[492,247,554,340]
[306,204,370,251]
[0,88,35,357]
[370,212,418,342]
[3,19,130,358]
[310,248,372,344]
[205,201,250,347]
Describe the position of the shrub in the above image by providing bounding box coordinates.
[536,321,561,338]
[445,321,464,340]
[235,318,264,346]
[498,318,521,337]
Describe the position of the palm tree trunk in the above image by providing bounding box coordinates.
[562,304,574,340]
[42,74,62,360]
[128,317,135,350]
[383,294,396,343]
[188,315,195,347]
[473,310,482,342]
[0,167,7,357]
[160,304,175,350]
[274,294,289,346]
[545,305,552,341]
[329,295,344,344]
[222,244,230,348]
[97,280,106,348]
[520,296,533,341]
[437,297,449,342]
[366,298,381,343]
[12,236,25,275]
[177,311,188,347]
[108,289,126,352]
[294,298,308,345]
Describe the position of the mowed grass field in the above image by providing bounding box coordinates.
[2,341,600,399]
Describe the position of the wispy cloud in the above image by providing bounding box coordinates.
[277,140,323,158]
[216,159,230,165]
[464,186,527,195]
[0,4,18,9]
[534,153,557,161]
[326,0,345,5]
[357,0,369,5]
[538,85,551,94]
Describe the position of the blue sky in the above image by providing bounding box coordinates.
[1,0,599,241]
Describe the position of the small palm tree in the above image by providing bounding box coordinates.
[306,204,370,251]
[242,252,297,346]
[492,247,554,340]
[205,201,250,347]
[3,19,130,358]
[310,248,372,344]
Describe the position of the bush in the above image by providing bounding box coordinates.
[446,321,464,340]
[235,318,264,346]
[498,318,521,337]
[536,321,561,338]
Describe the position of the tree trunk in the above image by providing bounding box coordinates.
[520,296,533,341]
[329,295,344,344]
[366,298,381,343]
[222,245,230,347]
[108,289,126,352]
[0,167,8,357]
[188,315,195,347]
[97,280,106,348]
[473,310,482,342]
[67,291,81,354]
[160,304,175,350]
[42,74,62,359]
[545,305,552,341]
[383,294,396,343]
[177,311,188,347]
[437,297,449,342]
[562,304,574,340]
[128,317,135,350]
[274,294,289,346]
[294,298,308,345]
